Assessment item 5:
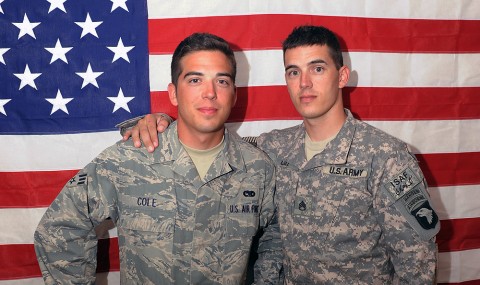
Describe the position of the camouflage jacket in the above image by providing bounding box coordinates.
[257,109,440,285]
[34,122,283,285]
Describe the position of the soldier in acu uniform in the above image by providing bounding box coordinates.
[34,33,283,285]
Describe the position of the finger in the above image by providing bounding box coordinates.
[131,124,142,148]
[141,115,157,152]
[122,128,132,141]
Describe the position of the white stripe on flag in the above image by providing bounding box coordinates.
[2,185,477,245]
[0,272,121,285]
[1,119,479,172]
[430,185,480,220]
[0,208,118,245]
[147,0,480,20]
[438,249,480,283]
[149,51,480,91]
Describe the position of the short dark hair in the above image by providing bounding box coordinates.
[171,33,237,86]
[282,25,343,70]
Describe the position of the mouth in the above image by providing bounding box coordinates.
[198,107,218,115]
[299,95,316,103]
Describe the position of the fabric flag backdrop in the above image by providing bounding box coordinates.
[0,0,479,284]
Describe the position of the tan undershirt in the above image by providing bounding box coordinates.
[305,132,337,161]
[181,137,224,180]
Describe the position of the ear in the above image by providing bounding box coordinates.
[167,83,178,106]
[338,66,350,88]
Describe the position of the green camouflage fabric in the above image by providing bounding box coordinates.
[257,109,440,285]
[34,122,283,285]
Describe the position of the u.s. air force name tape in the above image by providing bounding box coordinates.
[383,167,439,240]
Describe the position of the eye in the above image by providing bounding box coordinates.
[217,78,232,86]
[313,66,324,73]
[188,78,201,84]
[287,69,299,78]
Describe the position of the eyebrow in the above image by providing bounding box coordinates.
[183,71,234,80]
[285,59,328,72]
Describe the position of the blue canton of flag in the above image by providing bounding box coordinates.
[0,0,149,134]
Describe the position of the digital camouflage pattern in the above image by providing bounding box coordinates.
[257,109,439,285]
[34,122,282,285]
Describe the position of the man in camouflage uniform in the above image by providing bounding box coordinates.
[34,33,283,285]
[121,26,440,284]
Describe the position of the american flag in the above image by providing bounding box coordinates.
[0,0,479,284]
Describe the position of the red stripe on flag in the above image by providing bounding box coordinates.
[417,153,480,187]
[1,153,478,208]
[1,219,480,280]
[438,280,480,285]
[149,15,480,53]
[0,238,119,280]
[0,171,77,208]
[438,218,480,252]
[151,87,480,121]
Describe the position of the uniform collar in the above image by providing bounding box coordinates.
[150,122,245,185]
[303,109,356,169]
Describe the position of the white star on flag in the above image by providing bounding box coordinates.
[12,14,41,39]
[0,99,11,116]
[0,0,4,14]
[45,90,74,115]
[76,63,103,88]
[0,48,9,65]
[13,64,42,90]
[47,0,67,13]
[45,39,73,64]
[75,13,102,38]
[107,88,134,113]
[111,0,129,12]
[107,38,134,63]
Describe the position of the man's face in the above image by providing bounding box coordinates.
[168,50,236,140]
[284,44,348,121]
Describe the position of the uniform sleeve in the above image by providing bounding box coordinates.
[374,147,440,284]
[252,160,284,285]
[34,151,118,285]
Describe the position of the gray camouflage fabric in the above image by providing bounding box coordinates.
[34,122,283,285]
[257,109,440,285]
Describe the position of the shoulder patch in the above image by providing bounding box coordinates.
[67,173,87,187]
[384,167,421,200]
[385,181,440,240]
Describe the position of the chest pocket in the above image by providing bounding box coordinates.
[223,177,261,238]
[323,177,380,256]
[118,182,176,235]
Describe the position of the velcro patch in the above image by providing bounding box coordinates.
[293,196,312,216]
[384,167,420,200]
[322,166,367,178]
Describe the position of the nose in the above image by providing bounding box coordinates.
[300,72,312,89]
[203,80,217,100]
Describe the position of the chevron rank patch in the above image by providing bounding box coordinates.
[67,173,87,187]
[293,196,312,216]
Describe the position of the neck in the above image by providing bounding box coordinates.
[304,106,346,142]
[176,124,225,150]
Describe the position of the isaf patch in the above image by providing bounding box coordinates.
[67,173,87,187]
[384,167,420,200]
